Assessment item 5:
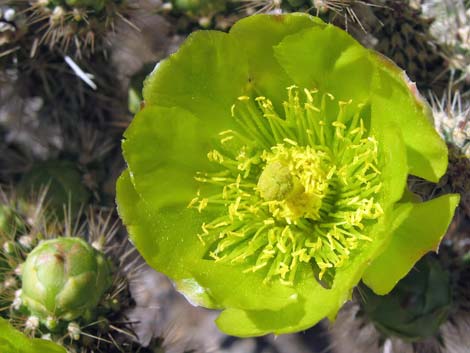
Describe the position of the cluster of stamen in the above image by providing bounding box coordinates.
[189,86,383,285]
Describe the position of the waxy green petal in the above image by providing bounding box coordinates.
[229,13,324,110]
[216,221,388,336]
[123,106,214,210]
[373,121,408,207]
[370,53,448,182]
[273,24,373,108]
[117,171,298,311]
[0,318,66,353]
[363,194,460,295]
[143,30,249,123]
[117,169,219,308]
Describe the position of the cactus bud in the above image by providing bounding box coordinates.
[21,237,112,324]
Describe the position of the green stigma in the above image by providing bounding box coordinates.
[189,86,383,285]
[257,160,294,202]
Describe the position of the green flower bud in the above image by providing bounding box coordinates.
[21,237,112,323]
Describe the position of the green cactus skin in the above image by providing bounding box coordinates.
[21,237,112,324]
[46,0,109,11]
[0,205,13,237]
[0,204,25,239]
[65,0,108,11]
[18,160,90,218]
[360,255,452,341]
[286,0,306,7]
[172,0,203,11]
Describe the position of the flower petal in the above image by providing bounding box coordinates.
[143,30,249,122]
[0,318,66,353]
[362,193,460,295]
[117,169,221,308]
[370,53,448,182]
[373,122,409,207]
[273,24,373,108]
[229,13,324,110]
[123,106,215,210]
[116,170,298,311]
[216,222,388,336]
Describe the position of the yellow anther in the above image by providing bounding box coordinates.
[228,197,242,219]
[197,198,208,212]
[276,262,290,278]
[197,234,206,245]
[332,121,346,129]
[207,150,224,163]
[201,223,210,234]
[339,99,353,106]
[221,135,234,144]
[219,130,233,136]
[187,197,199,209]
[244,262,268,273]
[283,138,298,146]
[213,221,230,228]
[209,251,222,261]
[305,103,321,112]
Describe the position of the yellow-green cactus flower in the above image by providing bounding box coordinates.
[116,13,459,336]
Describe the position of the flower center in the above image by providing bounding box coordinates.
[189,86,383,286]
[257,144,333,222]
